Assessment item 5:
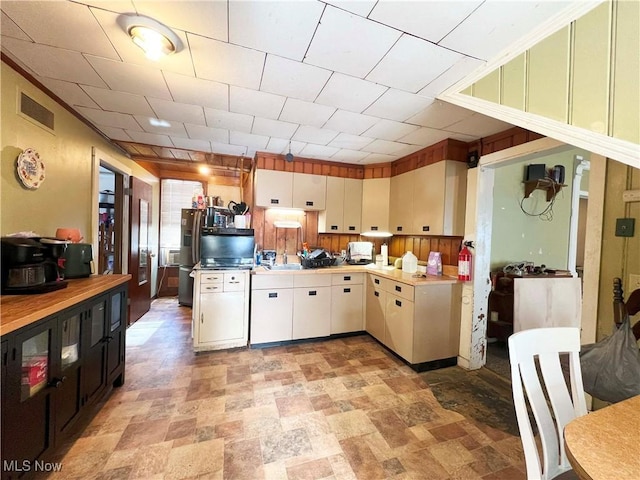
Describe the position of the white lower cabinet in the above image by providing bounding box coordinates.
[293,286,331,339]
[384,294,414,361]
[331,284,364,334]
[193,270,249,352]
[250,274,294,344]
[365,275,387,342]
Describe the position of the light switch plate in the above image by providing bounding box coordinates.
[615,218,635,237]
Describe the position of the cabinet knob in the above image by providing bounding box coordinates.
[104,335,114,343]
[201,313,204,324]
[50,376,67,388]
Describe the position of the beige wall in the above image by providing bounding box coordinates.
[490,148,586,270]
[1,62,161,295]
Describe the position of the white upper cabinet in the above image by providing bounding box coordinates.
[361,177,390,233]
[319,177,362,233]
[388,171,414,234]
[255,170,294,208]
[292,173,326,210]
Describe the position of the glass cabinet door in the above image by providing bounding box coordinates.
[21,329,50,402]
[60,314,80,370]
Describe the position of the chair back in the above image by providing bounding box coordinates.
[508,327,587,480]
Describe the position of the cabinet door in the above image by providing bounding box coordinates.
[255,170,293,208]
[293,173,326,210]
[106,287,126,387]
[319,176,344,233]
[361,177,390,233]
[198,291,246,344]
[385,295,415,362]
[293,286,331,339]
[83,297,107,408]
[413,162,445,235]
[343,178,363,233]
[331,284,364,334]
[250,288,293,343]
[389,171,414,234]
[365,280,386,343]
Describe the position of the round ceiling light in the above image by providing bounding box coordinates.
[118,14,183,61]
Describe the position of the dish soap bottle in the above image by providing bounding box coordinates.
[402,251,418,274]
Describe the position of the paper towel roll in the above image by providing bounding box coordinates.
[381,244,388,266]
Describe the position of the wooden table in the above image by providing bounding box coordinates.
[564,395,640,479]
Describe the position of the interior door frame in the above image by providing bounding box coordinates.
[91,147,131,275]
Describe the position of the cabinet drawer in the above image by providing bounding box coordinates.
[224,272,246,292]
[367,274,390,292]
[200,272,223,284]
[293,274,332,288]
[332,272,364,286]
[200,283,223,293]
[388,280,414,302]
[252,274,294,290]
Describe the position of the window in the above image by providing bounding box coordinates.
[159,179,203,265]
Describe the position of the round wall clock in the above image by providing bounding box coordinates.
[16,148,45,189]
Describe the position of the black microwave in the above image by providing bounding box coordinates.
[200,228,255,269]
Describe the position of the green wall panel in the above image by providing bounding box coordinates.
[571,2,611,134]
[473,69,500,104]
[502,53,526,110]
[528,26,571,122]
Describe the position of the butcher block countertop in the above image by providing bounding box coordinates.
[252,264,459,286]
[1,274,131,337]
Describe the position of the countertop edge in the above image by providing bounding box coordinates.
[1,274,132,337]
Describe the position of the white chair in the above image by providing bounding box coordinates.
[508,327,588,480]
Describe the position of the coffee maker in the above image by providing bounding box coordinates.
[1,237,69,294]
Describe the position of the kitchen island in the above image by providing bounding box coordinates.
[1,274,130,477]
[251,264,462,371]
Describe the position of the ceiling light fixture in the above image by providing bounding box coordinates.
[118,14,183,61]
[285,141,294,163]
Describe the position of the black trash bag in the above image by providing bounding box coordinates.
[580,315,640,403]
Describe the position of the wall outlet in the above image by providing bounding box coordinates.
[629,274,640,292]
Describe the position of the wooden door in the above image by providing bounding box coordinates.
[128,177,152,324]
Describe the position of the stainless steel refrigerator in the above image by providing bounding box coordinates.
[178,208,205,306]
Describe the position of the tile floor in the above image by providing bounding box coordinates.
[41,298,526,479]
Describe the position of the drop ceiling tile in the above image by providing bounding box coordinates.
[230,131,269,150]
[300,144,340,159]
[133,116,188,136]
[406,100,475,129]
[211,142,249,156]
[279,99,336,128]
[289,141,308,155]
[362,153,397,164]
[163,72,228,111]
[125,130,174,148]
[369,0,482,43]
[147,98,206,125]
[86,55,172,99]
[1,37,107,87]
[190,34,265,90]
[362,119,419,142]
[398,126,450,146]
[96,126,132,142]
[330,149,370,163]
[393,143,426,157]
[366,35,463,93]
[37,78,100,109]
[419,56,485,97]
[327,133,374,150]
[133,0,228,41]
[2,1,118,58]
[265,138,290,154]
[1,11,31,40]
[229,1,322,60]
[230,87,286,120]
[252,117,299,139]
[261,55,332,102]
[315,73,387,113]
[323,0,376,17]
[185,124,229,144]
[446,132,479,143]
[445,113,513,137]
[204,108,254,133]
[81,86,154,116]
[364,89,434,121]
[323,110,379,135]
[441,1,572,61]
[361,139,406,155]
[90,9,193,76]
[76,107,141,130]
[292,125,339,145]
[170,137,212,152]
[304,6,401,78]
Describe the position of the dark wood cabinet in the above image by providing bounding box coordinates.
[1,283,127,480]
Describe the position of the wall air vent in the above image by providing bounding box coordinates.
[20,92,54,131]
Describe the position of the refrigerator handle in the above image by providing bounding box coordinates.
[192,210,202,265]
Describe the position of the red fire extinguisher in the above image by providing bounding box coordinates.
[458,241,473,281]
